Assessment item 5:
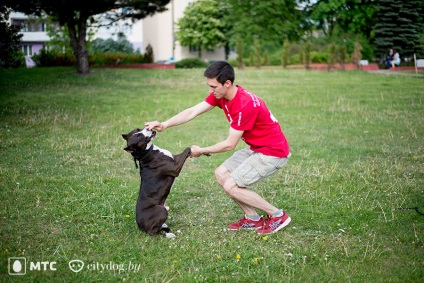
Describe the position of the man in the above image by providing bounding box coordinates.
[145,61,291,235]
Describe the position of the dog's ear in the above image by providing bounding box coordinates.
[122,134,128,140]
[124,146,133,153]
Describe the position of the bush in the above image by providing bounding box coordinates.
[310,51,329,63]
[88,52,145,66]
[32,49,75,67]
[7,51,25,68]
[175,58,208,69]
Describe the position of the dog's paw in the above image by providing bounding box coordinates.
[165,205,170,211]
[165,232,176,238]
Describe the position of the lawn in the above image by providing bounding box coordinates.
[0,67,423,282]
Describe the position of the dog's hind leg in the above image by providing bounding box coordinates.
[146,205,170,236]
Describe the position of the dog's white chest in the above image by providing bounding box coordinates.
[153,145,173,159]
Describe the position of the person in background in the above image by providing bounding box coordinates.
[385,49,394,69]
[391,50,400,68]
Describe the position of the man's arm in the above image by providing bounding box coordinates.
[145,101,213,131]
[191,127,244,157]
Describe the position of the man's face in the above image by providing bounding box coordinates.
[207,78,231,99]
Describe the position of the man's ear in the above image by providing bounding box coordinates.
[122,134,128,140]
[224,80,232,87]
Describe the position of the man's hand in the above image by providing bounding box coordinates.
[190,145,204,158]
[145,121,167,132]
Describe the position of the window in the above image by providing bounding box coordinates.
[21,45,33,56]
[189,45,197,53]
[21,22,30,32]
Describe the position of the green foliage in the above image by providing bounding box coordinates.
[32,49,76,66]
[304,41,311,69]
[254,37,261,69]
[339,45,347,67]
[225,0,303,51]
[236,36,244,69]
[282,39,290,68]
[175,58,208,69]
[327,43,337,71]
[32,49,146,66]
[0,7,23,68]
[310,0,376,39]
[89,34,135,54]
[310,51,328,63]
[263,52,269,66]
[89,52,145,66]
[144,44,154,63]
[176,0,226,58]
[249,51,254,67]
[42,16,73,54]
[351,41,363,65]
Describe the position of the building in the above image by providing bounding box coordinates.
[8,11,143,57]
[142,0,235,62]
[9,12,50,57]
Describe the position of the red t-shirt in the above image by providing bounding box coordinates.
[205,85,290,158]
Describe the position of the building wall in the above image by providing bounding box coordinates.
[10,12,49,56]
[142,0,235,62]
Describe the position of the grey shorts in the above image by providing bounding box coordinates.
[222,148,290,188]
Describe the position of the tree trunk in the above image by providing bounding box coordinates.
[198,47,202,60]
[67,13,90,75]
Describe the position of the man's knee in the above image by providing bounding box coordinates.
[214,165,229,185]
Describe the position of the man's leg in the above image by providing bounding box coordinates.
[215,165,279,216]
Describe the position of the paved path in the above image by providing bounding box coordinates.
[367,70,424,77]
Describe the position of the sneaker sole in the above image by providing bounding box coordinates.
[257,216,291,235]
[228,226,262,231]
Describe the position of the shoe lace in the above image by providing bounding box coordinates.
[262,215,272,229]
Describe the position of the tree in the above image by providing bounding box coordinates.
[351,41,362,67]
[0,7,23,67]
[254,37,261,69]
[327,42,337,71]
[2,0,170,74]
[144,44,154,63]
[176,0,226,59]
[281,39,290,68]
[373,0,424,59]
[308,0,376,39]
[304,40,311,70]
[236,36,244,69]
[90,33,134,54]
[225,0,304,53]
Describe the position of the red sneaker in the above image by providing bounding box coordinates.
[256,212,291,235]
[228,216,264,230]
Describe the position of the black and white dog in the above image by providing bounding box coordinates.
[122,128,191,237]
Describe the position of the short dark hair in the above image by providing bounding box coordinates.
[204,61,235,85]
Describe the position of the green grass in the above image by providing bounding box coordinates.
[0,67,423,282]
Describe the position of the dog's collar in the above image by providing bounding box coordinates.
[133,145,154,168]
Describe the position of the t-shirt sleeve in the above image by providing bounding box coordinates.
[205,93,219,107]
